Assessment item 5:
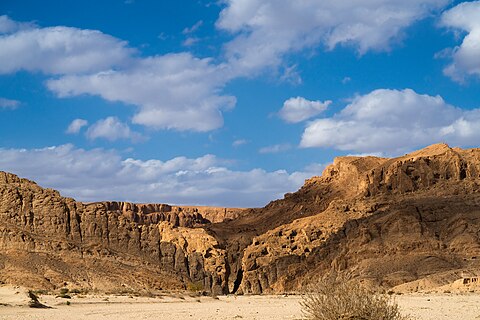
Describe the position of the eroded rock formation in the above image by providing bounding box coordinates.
[1,143,480,294]
[0,172,244,294]
[208,143,480,294]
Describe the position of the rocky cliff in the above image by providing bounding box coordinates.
[0,173,245,294]
[1,144,480,294]
[208,143,480,294]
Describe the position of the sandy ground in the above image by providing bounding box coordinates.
[1,286,480,320]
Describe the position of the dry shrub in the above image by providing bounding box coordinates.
[301,276,411,320]
[187,281,204,292]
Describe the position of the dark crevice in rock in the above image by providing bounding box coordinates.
[231,268,243,294]
[64,204,71,236]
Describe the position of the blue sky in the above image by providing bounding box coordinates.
[1,0,480,207]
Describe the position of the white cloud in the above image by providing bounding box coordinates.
[300,88,480,154]
[1,17,234,132]
[85,117,141,141]
[0,15,18,33]
[66,118,88,134]
[182,37,200,47]
[342,77,352,84]
[0,20,134,75]
[157,32,168,41]
[0,144,322,207]
[259,143,292,154]
[47,54,236,132]
[0,15,33,34]
[1,3,457,137]
[232,139,248,147]
[183,20,203,34]
[0,97,20,110]
[217,0,449,75]
[279,64,302,85]
[279,96,331,123]
[440,1,480,82]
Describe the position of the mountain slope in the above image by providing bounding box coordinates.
[1,143,480,294]
[209,143,480,293]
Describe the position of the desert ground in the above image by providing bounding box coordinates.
[1,286,480,320]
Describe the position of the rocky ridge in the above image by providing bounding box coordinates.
[1,143,480,294]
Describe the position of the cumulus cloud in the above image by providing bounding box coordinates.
[66,118,88,134]
[0,15,34,34]
[259,143,292,154]
[300,88,480,154]
[217,0,449,75]
[0,97,20,110]
[279,97,331,123]
[440,1,480,82]
[1,16,234,132]
[0,2,457,136]
[0,19,134,75]
[0,144,323,207]
[47,54,236,131]
[0,15,19,33]
[85,117,141,141]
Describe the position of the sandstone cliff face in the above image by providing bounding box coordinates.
[236,144,480,293]
[0,172,243,294]
[1,144,480,294]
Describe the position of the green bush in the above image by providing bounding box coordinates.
[59,288,69,295]
[57,288,71,299]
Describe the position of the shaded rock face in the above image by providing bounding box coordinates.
[1,143,480,294]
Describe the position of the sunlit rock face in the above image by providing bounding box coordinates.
[1,144,480,294]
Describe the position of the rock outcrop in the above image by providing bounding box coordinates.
[1,143,480,294]
[0,172,244,294]
[208,143,480,294]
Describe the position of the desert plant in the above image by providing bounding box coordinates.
[301,276,411,320]
[31,289,50,295]
[56,288,71,299]
[187,281,204,292]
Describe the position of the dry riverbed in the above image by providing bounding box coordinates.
[1,286,480,320]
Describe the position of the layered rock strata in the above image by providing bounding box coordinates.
[0,173,243,294]
[1,144,480,294]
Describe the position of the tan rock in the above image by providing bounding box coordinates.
[2,144,480,295]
